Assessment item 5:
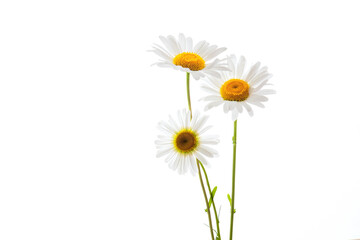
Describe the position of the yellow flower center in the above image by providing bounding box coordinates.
[173,52,205,71]
[173,129,199,154]
[220,79,250,101]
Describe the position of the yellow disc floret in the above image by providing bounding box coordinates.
[173,129,199,154]
[173,52,206,71]
[220,79,250,101]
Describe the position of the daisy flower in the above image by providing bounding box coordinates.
[201,55,275,120]
[155,109,219,175]
[150,33,228,80]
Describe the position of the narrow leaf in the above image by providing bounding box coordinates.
[205,186,217,212]
[227,194,236,213]
[227,194,232,206]
[211,186,218,198]
[209,186,217,206]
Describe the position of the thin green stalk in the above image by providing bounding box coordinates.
[186,72,214,240]
[199,161,221,240]
[229,120,237,240]
[197,159,215,240]
[186,72,192,119]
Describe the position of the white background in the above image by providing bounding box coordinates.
[1,0,359,239]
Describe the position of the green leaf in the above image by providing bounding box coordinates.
[209,186,217,206]
[215,230,221,240]
[227,194,236,213]
[227,194,232,205]
[205,186,217,212]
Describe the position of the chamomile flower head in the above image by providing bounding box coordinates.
[201,55,275,121]
[150,33,228,80]
[155,109,219,176]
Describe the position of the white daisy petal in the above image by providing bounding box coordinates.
[247,100,265,108]
[200,138,220,145]
[154,139,172,146]
[211,65,231,72]
[186,37,193,52]
[236,103,243,113]
[248,70,268,85]
[244,62,261,81]
[250,73,273,87]
[183,155,190,174]
[204,101,223,111]
[197,146,214,158]
[204,47,227,61]
[230,101,238,110]
[204,69,221,79]
[168,115,179,130]
[191,71,202,80]
[196,42,210,56]
[193,115,209,132]
[220,70,229,82]
[227,55,236,73]
[193,151,209,166]
[178,154,184,174]
[182,108,188,121]
[163,120,178,132]
[223,101,231,113]
[206,76,223,88]
[153,43,174,57]
[193,40,207,54]
[205,58,220,69]
[191,111,200,128]
[150,49,172,61]
[231,109,238,121]
[159,36,177,55]
[156,147,173,158]
[181,155,188,174]
[167,35,181,55]
[242,102,254,117]
[202,45,218,59]
[158,121,174,134]
[249,94,268,102]
[198,125,213,135]
[157,135,170,140]
[253,79,269,92]
[236,56,246,79]
[154,62,174,68]
[202,95,223,101]
[256,89,276,95]
[170,156,180,171]
[178,33,186,52]
[200,145,219,157]
[164,150,176,163]
[177,110,185,128]
[201,85,219,95]
[189,154,197,176]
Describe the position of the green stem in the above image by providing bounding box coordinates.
[186,72,214,240]
[229,120,237,240]
[186,72,192,119]
[197,160,215,240]
[199,161,221,240]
